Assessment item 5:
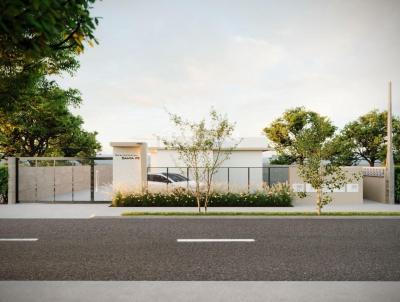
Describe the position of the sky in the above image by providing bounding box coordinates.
[54,0,400,154]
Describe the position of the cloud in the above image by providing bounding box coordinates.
[183,35,286,88]
[56,0,400,152]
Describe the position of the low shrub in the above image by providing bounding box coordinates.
[112,183,292,207]
[0,165,8,203]
[396,166,400,203]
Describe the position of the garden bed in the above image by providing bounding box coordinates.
[112,184,292,207]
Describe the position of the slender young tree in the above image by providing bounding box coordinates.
[163,109,237,212]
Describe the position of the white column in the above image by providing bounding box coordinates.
[386,81,395,204]
[110,142,148,194]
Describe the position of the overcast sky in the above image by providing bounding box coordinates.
[55,0,400,153]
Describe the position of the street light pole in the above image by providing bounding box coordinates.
[386,81,395,204]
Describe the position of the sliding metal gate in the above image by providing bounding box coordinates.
[16,157,112,203]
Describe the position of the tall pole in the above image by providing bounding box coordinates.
[386,81,395,204]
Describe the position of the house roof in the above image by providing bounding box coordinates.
[148,137,273,152]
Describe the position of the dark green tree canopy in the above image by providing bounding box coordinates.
[263,107,336,164]
[0,75,101,158]
[340,110,400,167]
[0,0,99,71]
[0,0,99,109]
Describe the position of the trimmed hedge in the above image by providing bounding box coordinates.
[112,183,293,207]
[0,165,7,203]
[396,166,400,203]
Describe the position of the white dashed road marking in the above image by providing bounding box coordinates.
[0,238,38,242]
[177,239,255,242]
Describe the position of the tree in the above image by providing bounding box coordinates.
[324,134,359,166]
[0,0,99,70]
[0,75,101,158]
[269,154,294,165]
[263,107,336,164]
[162,109,237,212]
[340,110,400,167]
[50,129,101,157]
[268,109,357,214]
[394,121,400,165]
[294,117,356,215]
[0,0,99,109]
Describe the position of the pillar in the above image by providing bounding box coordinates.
[110,142,148,193]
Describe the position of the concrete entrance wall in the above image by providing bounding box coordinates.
[289,166,364,205]
[111,142,147,193]
[363,167,387,203]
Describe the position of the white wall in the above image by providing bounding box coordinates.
[149,149,185,168]
[289,166,363,205]
[112,144,147,193]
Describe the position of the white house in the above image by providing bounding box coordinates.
[148,137,272,191]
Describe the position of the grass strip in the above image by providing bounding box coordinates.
[121,211,400,217]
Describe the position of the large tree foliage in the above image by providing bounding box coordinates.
[340,110,400,167]
[0,0,98,70]
[162,109,238,212]
[0,0,101,158]
[0,76,101,158]
[0,0,99,109]
[264,108,357,214]
[263,107,336,164]
[323,134,359,166]
[293,116,356,214]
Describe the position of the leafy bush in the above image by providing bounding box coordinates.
[0,165,8,203]
[112,183,293,207]
[396,166,400,203]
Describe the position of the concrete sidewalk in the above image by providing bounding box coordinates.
[0,200,399,218]
[0,281,399,302]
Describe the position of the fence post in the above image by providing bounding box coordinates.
[248,167,250,193]
[7,157,17,204]
[72,162,74,202]
[53,159,56,202]
[227,167,230,192]
[90,159,95,202]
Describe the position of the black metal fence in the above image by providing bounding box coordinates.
[146,166,289,192]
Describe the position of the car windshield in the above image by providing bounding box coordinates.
[161,173,188,182]
[147,174,171,183]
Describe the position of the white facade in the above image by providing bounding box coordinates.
[107,138,271,192]
[148,137,270,191]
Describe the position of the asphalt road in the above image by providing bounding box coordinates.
[0,218,399,281]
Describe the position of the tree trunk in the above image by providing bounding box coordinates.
[369,161,375,167]
[316,189,322,216]
[196,192,201,213]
